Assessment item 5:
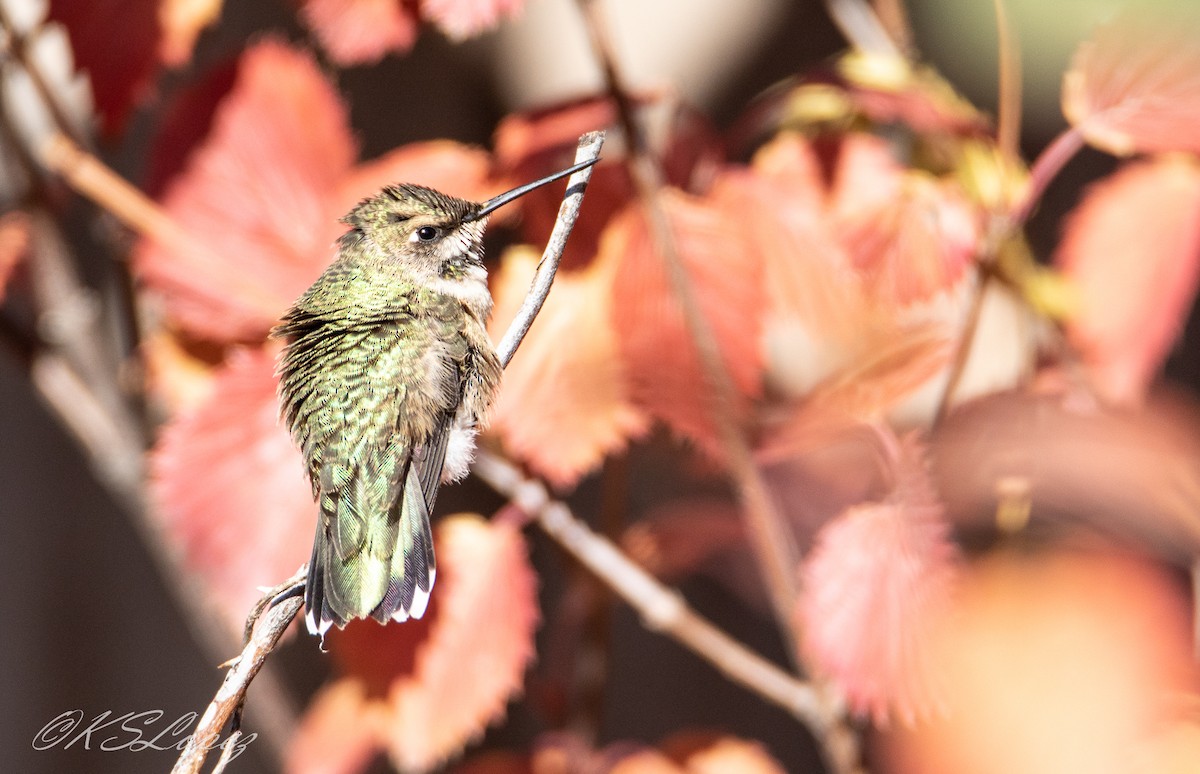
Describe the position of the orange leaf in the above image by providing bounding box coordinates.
[659,731,787,774]
[309,516,538,771]
[328,515,538,772]
[891,550,1196,774]
[285,679,386,774]
[604,193,765,455]
[423,0,524,41]
[299,0,418,66]
[798,430,958,726]
[1055,156,1200,404]
[488,247,648,489]
[149,346,315,632]
[136,40,356,341]
[1063,7,1200,155]
[0,210,31,302]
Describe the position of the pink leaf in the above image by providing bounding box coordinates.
[1055,156,1200,404]
[136,40,356,341]
[149,346,314,632]
[299,0,418,66]
[837,172,979,307]
[604,193,765,456]
[422,0,524,41]
[798,430,958,726]
[488,247,648,489]
[1063,7,1200,155]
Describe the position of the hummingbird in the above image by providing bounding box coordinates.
[273,159,596,638]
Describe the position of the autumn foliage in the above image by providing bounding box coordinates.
[8,1,1200,773]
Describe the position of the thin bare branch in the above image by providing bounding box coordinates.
[171,592,303,774]
[496,130,605,367]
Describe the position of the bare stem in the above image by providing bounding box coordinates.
[496,131,605,367]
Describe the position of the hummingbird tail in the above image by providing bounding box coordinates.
[303,463,437,638]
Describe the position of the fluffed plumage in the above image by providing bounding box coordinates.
[274,184,501,637]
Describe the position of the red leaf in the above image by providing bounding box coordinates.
[798,430,959,726]
[285,679,385,774]
[299,0,418,67]
[49,0,161,133]
[604,193,765,455]
[423,0,524,41]
[1055,156,1200,404]
[136,40,356,341]
[1063,7,1200,155]
[488,247,648,488]
[149,346,314,632]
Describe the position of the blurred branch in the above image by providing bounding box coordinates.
[576,0,804,658]
[992,0,1023,159]
[496,130,605,367]
[824,0,902,56]
[473,449,861,774]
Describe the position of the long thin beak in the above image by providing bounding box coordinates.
[466,158,600,222]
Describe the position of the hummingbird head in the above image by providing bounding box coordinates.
[338,157,600,284]
[341,185,487,283]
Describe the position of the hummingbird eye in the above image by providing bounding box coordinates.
[415,226,439,242]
